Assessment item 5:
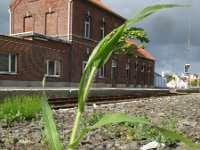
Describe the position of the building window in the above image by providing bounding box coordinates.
[111,59,117,80]
[148,63,151,73]
[100,19,105,39]
[45,60,61,77]
[134,62,138,80]
[99,65,105,78]
[0,53,17,74]
[141,63,145,72]
[84,15,91,39]
[135,63,138,71]
[125,61,130,80]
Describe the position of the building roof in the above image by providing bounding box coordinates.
[126,39,156,61]
[88,0,126,20]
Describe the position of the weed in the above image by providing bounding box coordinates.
[0,94,42,126]
[80,113,104,127]
[41,4,200,150]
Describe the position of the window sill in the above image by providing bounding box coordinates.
[83,37,98,43]
[99,76,106,79]
[45,75,61,78]
[0,72,18,75]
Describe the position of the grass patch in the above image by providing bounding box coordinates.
[0,94,42,125]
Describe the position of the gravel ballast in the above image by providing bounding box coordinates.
[0,93,200,149]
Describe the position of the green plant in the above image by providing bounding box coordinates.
[42,4,200,150]
[80,113,104,127]
[0,94,42,125]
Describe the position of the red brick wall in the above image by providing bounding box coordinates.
[11,0,69,39]
[72,0,125,41]
[0,35,71,82]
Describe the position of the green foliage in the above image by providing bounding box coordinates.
[127,116,179,145]
[164,73,174,83]
[42,78,63,150]
[41,4,200,150]
[80,113,104,127]
[0,94,42,126]
[115,27,150,53]
[189,79,200,87]
[69,113,150,149]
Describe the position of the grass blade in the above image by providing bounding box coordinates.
[69,113,150,149]
[42,78,62,150]
[127,4,187,26]
[133,4,184,18]
[156,127,200,149]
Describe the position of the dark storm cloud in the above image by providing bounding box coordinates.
[102,0,200,75]
[0,0,199,75]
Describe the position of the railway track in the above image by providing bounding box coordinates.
[48,92,186,109]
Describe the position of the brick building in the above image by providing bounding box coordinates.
[0,0,155,87]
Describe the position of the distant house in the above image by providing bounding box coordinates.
[0,0,155,87]
[188,74,198,83]
[166,74,188,89]
[154,73,167,88]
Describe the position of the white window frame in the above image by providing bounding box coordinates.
[84,15,90,39]
[0,53,17,74]
[99,65,105,78]
[45,59,61,77]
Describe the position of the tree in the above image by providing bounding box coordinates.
[114,27,150,53]
[164,73,174,83]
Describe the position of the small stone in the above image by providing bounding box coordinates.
[140,141,165,150]
[158,112,166,117]
[181,120,197,127]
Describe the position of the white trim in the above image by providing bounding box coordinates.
[100,19,105,39]
[8,54,11,72]
[84,15,90,39]
[8,9,12,35]
[67,0,72,41]
[15,54,17,73]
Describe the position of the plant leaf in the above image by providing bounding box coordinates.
[133,4,184,18]
[42,78,62,150]
[68,113,150,149]
[78,24,126,113]
[127,4,188,26]
[156,126,200,149]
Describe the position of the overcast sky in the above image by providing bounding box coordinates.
[0,0,199,76]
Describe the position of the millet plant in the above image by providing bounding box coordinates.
[42,4,200,150]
